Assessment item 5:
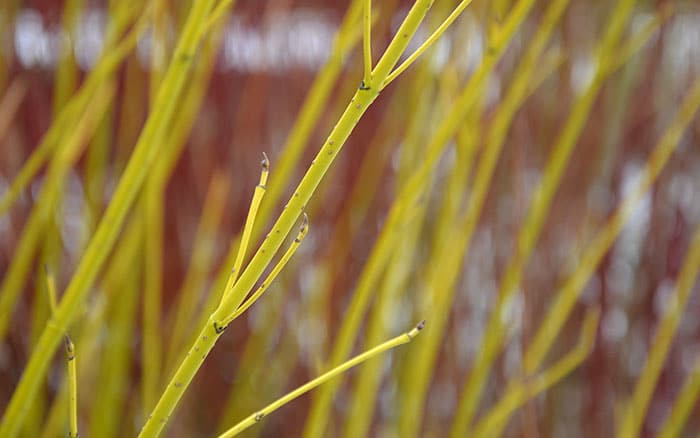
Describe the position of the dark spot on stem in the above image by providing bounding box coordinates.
[214,321,227,334]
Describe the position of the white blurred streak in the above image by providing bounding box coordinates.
[61,170,87,257]
[602,306,628,343]
[14,10,60,69]
[607,162,651,302]
[74,9,105,69]
[570,52,596,95]
[663,12,700,81]
[222,10,336,73]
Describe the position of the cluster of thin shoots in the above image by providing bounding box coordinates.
[1,0,700,437]
[0,0,471,436]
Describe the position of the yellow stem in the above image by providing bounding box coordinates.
[363,0,373,84]
[219,322,425,438]
[619,187,700,437]
[383,0,475,88]
[0,1,216,435]
[658,355,700,438]
[223,154,270,297]
[225,214,309,324]
[65,336,78,438]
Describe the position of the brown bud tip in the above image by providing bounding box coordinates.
[416,320,426,331]
[261,152,269,170]
[64,335,75,353]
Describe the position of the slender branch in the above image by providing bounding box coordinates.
[198,0,238,40]
[224,214,308,326]
[362,0,372,84]
[605,10,667,75]
[619,167,700,437]
[524,73,700,377]
[46,268,79,438]
[371,0,435,84]
[0,4,148,217]
[222,153,270,299]
[141,1,466,435]
[65,336,78,438]
[218,321,426,438]
[472,311,599,437]
[658,355,700,438]
[0,0,218,435]
[382,0,475,89]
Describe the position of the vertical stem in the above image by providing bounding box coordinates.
[141,183,164,416]
[0,1,216,435]
[212,85,379,319]
[65,336,78,438]
[142,86,378,438]
[138,320,221,437]
[144,0,448,434]
[363,0,372,83]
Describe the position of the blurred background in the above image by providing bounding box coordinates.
[1,0,700,437]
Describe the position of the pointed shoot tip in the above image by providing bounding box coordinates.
[406,320,426,340]
[64,335,75,353]
[261,152,270,170]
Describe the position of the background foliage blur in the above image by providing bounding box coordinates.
[1,0,700,436]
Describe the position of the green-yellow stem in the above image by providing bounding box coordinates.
[362,0,372,83]
[142,82,380,438]
[223,154,270,297]
[0,1,216,435]
[219,322,425,438]
[658,355,700,438]
[225,214,308,324]
[143,0,454,434]
[138,319,221,437]
[65,336,78,438]
[383,0,474,88]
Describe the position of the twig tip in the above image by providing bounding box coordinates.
[261,152,269,170]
